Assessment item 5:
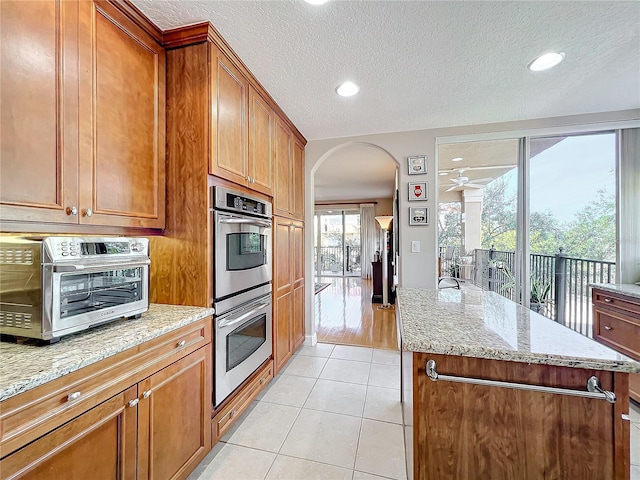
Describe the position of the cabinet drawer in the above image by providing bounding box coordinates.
[212,360,273,443]
[594,307,640,359]
[593,290,640,318]
[0,318,211,458]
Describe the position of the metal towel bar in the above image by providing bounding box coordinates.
[425,359,616,403]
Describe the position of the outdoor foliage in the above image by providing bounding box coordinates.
[438,202,462,248]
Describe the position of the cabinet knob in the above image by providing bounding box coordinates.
[176,340,186,348]
[66,206,78,216]
[604,325,613,330]
[229,409,237,419]
[84,208,93,217]
[252,178,256,183]
[604,298,612,303]
[66,391,81,402]
[143,389,152,398]
[128,398,139,408]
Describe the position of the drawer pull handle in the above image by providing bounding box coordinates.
[128,398,139,408]
[66,391,81,402]
[260,377,266,385]
[177,340,186,348]
[604,325,613,330]
[604,298,613,303]
[143,389,152,398]
[425,359,616,403]
[229,409,237,419]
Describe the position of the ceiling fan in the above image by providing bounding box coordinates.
[445,171,493,192]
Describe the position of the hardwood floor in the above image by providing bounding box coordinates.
[315,276,398,350]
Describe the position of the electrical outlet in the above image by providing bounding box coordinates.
[411,240,420,253]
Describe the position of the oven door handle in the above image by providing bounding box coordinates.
[218,302,271,329]
[52,259,150,273]
[218,217,272,229]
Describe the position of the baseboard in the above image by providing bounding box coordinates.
[304,332,317,346]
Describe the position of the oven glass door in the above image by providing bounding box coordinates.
[214,211,272,299]
[59,267,144,319]
[226,312,266,371]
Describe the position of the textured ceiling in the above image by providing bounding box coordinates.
[134,0,640,141]
[313,144,397,202]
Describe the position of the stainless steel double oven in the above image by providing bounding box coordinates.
[212,186,273,407]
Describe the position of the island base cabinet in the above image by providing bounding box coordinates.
[0,387,138,480]
[411,353,629,480]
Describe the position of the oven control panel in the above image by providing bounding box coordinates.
[212,186,272,219]
[43,237,149,262]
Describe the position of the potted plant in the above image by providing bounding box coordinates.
[500,266,551,313]
[448,261,460,278]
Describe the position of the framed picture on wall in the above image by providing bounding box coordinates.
[409,207,429,226]
[407,155,427,175]
[408,182,428,201]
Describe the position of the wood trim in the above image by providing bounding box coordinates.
[0,222,163,237]
[163,22,306,146]
[614,372,631,480]
[106,0,163,44]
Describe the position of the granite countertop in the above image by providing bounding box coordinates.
[396,288,640,373]
[0,304,215,402]
[590,283,640,301]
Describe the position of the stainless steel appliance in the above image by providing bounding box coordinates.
[0,236,149,342]
[213,186,272,301]
[214,283,272,406]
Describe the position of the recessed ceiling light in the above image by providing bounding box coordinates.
[451,157,463,162]
[336,81,359,97]
[304,0,329,5]
[528,52,565,72]
[439,172,449,176]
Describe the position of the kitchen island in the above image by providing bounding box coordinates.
[397,288,640,480]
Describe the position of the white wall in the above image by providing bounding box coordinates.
[303,109,640,344]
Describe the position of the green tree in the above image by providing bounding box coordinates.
[563,190,615,261]
[481,178,517,250]
[438,203,462,248]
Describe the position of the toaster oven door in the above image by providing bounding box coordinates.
[46,261,149,338]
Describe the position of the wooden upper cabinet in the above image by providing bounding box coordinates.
[248,86,274,196]
[78,1,166,228]
[0,0,79,223]
[292,140,305,219]
[210,45,249,186]
[273,117,292,217]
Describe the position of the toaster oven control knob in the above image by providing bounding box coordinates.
[131,243,144,252]
[84,208,93,217]
[66,206,78,216]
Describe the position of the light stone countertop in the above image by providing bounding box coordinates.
[396,288,640,373]
[590,283,640,301]
[0,304,215,402]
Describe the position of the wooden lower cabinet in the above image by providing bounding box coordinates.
[0,337,212,480]
[0,387,138,480]
[137,346,211,480]
[274,291,293,372]
[410,352,629,480]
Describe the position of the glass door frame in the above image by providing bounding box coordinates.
[314,208,361,277]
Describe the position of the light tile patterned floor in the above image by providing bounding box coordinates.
[189,345,640,480]
[189,344,406,480]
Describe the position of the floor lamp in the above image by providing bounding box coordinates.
[375,216,394,309]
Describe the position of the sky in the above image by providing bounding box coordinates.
[494,133,616,223]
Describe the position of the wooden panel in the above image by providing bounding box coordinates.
[594,307,640,359]
[137,346,211,480]
[0,387,137,480]
[248,86,274,195]
[291,222,305,351]
[412,353,623,480]
[274,292,293,374]
[631,374,640,404]
[292,222,304,286]
[273,117,292,217]
[210,45,248,186]
[212,360,273,444]
[78,0,165,228]
[292,140,305,219]
[1,318,211,457]
[0,0,79,224]
[292,284,305,352]
[273,218,292,296]
[149,44,212,308]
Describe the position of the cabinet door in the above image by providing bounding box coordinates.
[210,45,249,186]
[0,387,137,480]
[0,0,79,224]
[292,140,305,219]
[78,1,166,228]
[273,218,293,296]
[248,86,274,195]
[273,117,292,217]
[274,290,293,374]
[291,222,305,351]
[137,346,211,480]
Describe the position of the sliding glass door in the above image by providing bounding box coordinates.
[314,210,361,277]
